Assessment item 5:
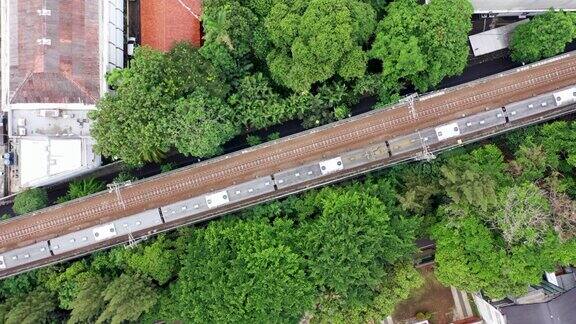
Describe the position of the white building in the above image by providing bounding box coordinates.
[0,0,125,190]
[471,0,576,16]
[424,0,576,16]
[468,20,529,57]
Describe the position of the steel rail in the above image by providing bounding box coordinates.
[1,54,576,246]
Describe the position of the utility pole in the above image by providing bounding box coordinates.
[123,223,147,249]
[401,93,419,119]
[415,131,435,161]
[107,180,132,210]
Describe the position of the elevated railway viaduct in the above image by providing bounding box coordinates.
[1,52,576,278]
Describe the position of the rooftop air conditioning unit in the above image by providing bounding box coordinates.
[39,109,60,117]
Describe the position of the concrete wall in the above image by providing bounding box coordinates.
[426,0,576,16]
[473,293,507,324]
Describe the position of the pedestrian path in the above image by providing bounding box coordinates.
[451,286,474,320]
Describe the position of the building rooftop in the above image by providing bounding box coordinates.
[469,20,528,57]
[19,138,81,186]
[140,0,202,52]
[8,0,100,105]
[500,288,576,324]
[470,0,576,14]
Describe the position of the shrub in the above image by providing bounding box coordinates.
[13,188,49,215]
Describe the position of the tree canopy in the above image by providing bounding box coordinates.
[431,121,576,300]
[510,10,576,63]
[302,190,416,309]
[57,178,105,203]
[370,0,473,95]
[91,44,232,165]
[265,0,376,92]
[169,217,313,323]
[12,188,49,215]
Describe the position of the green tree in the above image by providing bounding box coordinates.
[43,261,89,310]
[370,0,473,93]
[320,262,424,322]
[414,0,473,90]
[439,145,508,211]
[510,144,558,182]
[91,44,229,165]
[170,217,314,323]
[96,274,158,324]
[201,1,258,77]
[369,0,426,96]
[126,235,179,285]
[539,121,576,169]
[228,73,292,129]
[370,263,424,317]
[302,189,417,312]
[510,10,576,63]
[265,0,376,92]
[432,213,509,299]
[57,178,105,203]
[4,288,56,324]
[432,206,563,300]
[0,272,39,300]
[68,274,108,324]
[172,89,238,157]
[13,188,49,215]
[91,47,174,165]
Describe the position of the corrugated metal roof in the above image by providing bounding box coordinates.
[140,0,202,52]
[501,288,576,324]
[8,0,100,105]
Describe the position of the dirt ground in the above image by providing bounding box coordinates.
[392,265,455,324]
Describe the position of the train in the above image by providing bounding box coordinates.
[1,85,575,272]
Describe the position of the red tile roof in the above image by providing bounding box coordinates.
[9,0,100,105]
[141,0,203,52]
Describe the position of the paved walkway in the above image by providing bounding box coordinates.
[451,286,474,320]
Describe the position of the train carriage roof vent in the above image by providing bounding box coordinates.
[319,157,344,175]
[435,123,460,141]
[554,88,576,106]
[205,190,229,209]
[93,223,117,241]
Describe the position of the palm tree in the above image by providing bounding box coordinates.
[204,9,234,50]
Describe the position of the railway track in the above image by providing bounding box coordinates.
[1,52,576,253]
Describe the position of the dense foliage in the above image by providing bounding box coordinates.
[56,178,105,204]
[90,44,233,165]
[265,0,376,92]
[0,177,421,323]
[510,10,576,63]
[431,122,576,300]
[12,188,49,215]
[370,0,473,97]
[91,0,474,165]
[4,118,576,320]
[10,0,576,321]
